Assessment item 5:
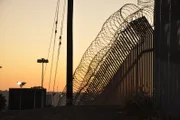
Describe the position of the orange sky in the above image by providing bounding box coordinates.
[0,0,136,92]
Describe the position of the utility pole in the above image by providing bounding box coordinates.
[66,0,73,106]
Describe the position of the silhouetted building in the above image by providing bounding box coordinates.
[8,88,46,110]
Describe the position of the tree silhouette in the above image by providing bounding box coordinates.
[0,93,7,111]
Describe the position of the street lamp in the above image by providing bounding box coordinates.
[17,81,26,110]
[37,58,48,108]
[37,58,48,88]
[17,81,26,88]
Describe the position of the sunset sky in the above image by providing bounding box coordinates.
[0,0,136,92]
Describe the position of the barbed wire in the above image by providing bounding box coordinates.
[58,2,154,105]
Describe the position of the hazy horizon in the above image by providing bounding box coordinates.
[0,0,137,91]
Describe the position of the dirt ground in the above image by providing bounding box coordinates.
[0,106,137,120]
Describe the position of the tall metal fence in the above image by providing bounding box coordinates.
[76,16,153,105]
[58,3,154,106]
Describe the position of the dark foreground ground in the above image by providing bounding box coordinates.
[0,106,137,120]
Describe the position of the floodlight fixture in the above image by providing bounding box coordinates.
[37,58,48,63]
[17,81,26,88]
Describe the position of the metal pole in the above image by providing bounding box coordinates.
[136,43,139,94]
[66,0,73,106]
[154,0,161,104]
[41,62,44,88]
[37,58,48,88]
[167,0,171,106]
[37,58,48,108]
[41,61,44,108]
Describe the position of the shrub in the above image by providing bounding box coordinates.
[0,93,7,111]
[123,87,167,120]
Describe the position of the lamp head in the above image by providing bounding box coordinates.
[17,81,26,88]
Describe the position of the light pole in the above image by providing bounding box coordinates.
[37,58,48,108]
[37,58,48,88]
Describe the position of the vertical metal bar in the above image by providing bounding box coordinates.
[136,43,139,94]
[66,0,73,106]
[154,0,161,103]
[167,0,171,105]
[41,62,44,88]
[41,62,44,108]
